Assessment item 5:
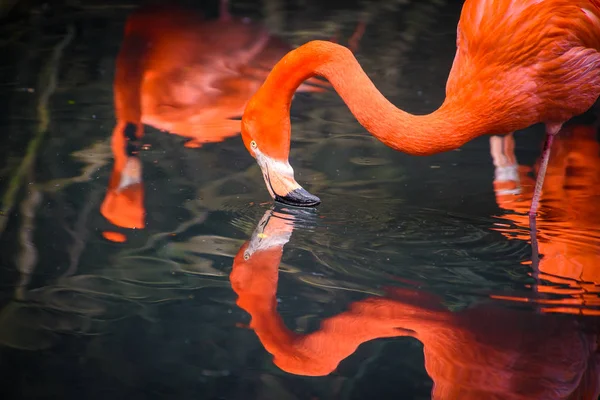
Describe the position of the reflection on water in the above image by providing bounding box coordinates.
[233,207,600,399]
[490,122,600,315]
[1,0,600,399]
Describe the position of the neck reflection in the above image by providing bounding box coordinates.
[231,206,600,399]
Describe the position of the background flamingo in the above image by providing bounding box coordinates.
[240,0,600,218]
[115,1,330,144]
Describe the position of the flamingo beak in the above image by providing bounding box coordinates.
[276,187,321,207]
[254,149,321,207]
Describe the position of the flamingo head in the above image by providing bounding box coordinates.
[241,109,321,207]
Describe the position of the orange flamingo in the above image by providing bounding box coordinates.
[231,208,600,399]
[489,122,600,315]
[240,0,600,216]
[102,2,362,233]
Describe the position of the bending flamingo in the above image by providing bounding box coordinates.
[240,0,600,217]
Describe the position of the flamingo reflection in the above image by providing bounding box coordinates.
[490,123,600,315]
[100,2,363,238]
[231,207,600,399]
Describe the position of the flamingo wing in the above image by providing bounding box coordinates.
[445,0,600,126]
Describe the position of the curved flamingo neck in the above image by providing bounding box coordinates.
[231,245,444,377]
[244,40,493,160]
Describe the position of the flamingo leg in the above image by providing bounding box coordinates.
[489,133,543,300]
[489,133,515,168]
[528,212,541,292]
[529,124,561,217]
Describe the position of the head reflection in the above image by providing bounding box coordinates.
[231,207,600,399]
[490,122,600,315]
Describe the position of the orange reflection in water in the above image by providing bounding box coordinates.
[100,2,363,239]
[115,2,330,147]
[489,124,600,315]
[231,208,600,399]
[101,119,145,234]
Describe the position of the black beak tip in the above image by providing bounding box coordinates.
[275,187,321,208]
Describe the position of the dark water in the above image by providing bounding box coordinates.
[1,0,599,399]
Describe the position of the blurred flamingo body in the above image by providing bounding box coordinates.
[240,0,600,215]
[114,2,327,146]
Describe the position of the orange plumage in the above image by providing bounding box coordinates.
[240,0,600,215]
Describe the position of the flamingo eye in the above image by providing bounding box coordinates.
[250,140,257,149]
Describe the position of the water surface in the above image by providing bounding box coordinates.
[1,0,599,399]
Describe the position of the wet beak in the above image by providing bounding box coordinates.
[254,150,321,207]
[275,186,321,208]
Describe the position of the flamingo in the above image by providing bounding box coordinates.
[240,0,600,218]
[230,208,600,399]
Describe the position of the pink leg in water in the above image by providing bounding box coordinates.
[529,123,562,217]
[528,123,561,300]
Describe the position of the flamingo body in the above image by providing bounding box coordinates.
[449,0,600,126]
